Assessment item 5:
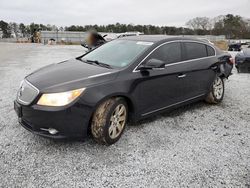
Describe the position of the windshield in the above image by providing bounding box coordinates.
[81,40,153,68]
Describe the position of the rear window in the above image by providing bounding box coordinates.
[184,42,207,60]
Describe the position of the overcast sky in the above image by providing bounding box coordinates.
[0,0,249,27]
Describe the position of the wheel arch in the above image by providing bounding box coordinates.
[96,93,135,110]
[87,93,136,133]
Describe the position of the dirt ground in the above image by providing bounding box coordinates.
[0,43,249,187]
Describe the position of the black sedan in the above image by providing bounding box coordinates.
[228,43,241,51]
[235,48,250,73]
[14,36,233,145]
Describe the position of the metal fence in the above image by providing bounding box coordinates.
[40,31,118,44]
[40,31,87,44]
[228,39,250,44]
[0,38,18,43]
[2,32,245,44]
[0,38,30,43]
[40,31,226,44]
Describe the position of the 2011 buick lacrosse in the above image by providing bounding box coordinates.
[14,36,233,145]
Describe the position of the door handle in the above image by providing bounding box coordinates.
[178,74,186,78]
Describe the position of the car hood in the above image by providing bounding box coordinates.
[26,58,118,93]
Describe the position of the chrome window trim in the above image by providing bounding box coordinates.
[17,79,40,105]
[164,56,214,68]
[133,40,216,72]
[141,93,205,116]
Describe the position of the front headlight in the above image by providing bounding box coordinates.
[37,88,85,107]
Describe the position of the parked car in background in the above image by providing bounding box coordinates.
[235,48,250,73]
[14,36,233,145]
[240,42,250,49]
[228,43,242,51]
[117,32,143,38]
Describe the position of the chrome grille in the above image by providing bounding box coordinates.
[17,80,39,105]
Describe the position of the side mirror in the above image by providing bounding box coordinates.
[138,59,165,71]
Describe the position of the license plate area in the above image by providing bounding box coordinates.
[14,101,22,118]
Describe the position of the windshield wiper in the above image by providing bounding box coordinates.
[85,59,113,69]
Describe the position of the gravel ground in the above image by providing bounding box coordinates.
[0,43,249,188]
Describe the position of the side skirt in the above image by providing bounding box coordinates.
[141,93,206,117]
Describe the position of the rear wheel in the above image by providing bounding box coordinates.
[91,98,128,145]
[205,76,224,104]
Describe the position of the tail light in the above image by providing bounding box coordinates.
[229,57,235,65]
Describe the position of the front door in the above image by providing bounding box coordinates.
[132,42,188,116]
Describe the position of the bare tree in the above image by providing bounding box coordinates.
[9,22,20,38]
[186,17,211,30]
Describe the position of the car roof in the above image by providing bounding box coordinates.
[119,35,207,44]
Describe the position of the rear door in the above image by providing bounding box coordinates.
[180,42,216,99]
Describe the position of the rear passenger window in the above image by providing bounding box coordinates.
[207,46,215,56]
[148,42,181,64]
[184,42,207,60]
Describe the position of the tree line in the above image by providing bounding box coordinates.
[1,14,250,39]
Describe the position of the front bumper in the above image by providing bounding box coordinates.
[14,100,93,139]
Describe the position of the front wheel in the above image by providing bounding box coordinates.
[91,98,128,145]
[205,76,224,104]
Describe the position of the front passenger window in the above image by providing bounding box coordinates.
[148,42,182,64]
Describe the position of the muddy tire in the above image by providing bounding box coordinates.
[91,98,128,145]
[205,76,224,104]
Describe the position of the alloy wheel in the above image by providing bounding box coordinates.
[213,77,223,100]
[109,104,127,139]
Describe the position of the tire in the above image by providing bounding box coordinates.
[91,98,128,145]
[235,65,240,73]
[205,76,224,104]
